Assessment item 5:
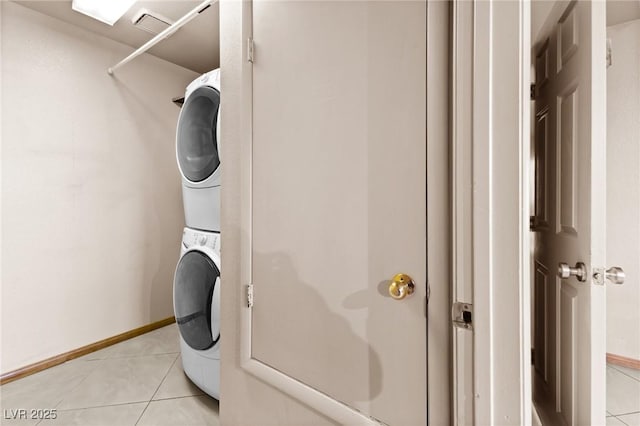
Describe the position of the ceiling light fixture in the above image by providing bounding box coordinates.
[71,0,137,26]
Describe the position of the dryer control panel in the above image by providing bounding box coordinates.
[183,227,220,252]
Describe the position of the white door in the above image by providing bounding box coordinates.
[532,1,607,424]
[240,1,428,425]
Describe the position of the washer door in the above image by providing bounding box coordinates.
[174,251,220,350]
[177,86,220,183]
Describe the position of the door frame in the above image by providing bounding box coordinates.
[227,0,452,424]
[451,0,533,424]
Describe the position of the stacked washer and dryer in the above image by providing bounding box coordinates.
[173,69,221,399]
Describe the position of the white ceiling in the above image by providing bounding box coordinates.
[12,0,219,73]
[533,0,640,43]
[607,0,640,26]
[17,0,637,74]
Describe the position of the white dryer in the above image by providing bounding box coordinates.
[176,69,221,232]
[173,227,220,399]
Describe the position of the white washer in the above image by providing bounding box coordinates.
[176,69,221,232]
[173,227,220,399]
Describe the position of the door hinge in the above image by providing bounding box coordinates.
[246,284,254,308]
[531,348,535,365]
[452,302,473,330]
[424,283,430,317]
[530,83,536,100]
[606,38,612,68]
[247,37,254,63]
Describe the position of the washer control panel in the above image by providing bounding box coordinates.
[182,228,220,252]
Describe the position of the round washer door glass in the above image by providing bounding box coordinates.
[174,251,220,350]
[177,86,220,182]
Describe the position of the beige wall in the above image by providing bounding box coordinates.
[531,0,554,42]
[0,2,198,374]
[606,19,640,361]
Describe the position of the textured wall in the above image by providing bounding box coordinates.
[1,2,198,373]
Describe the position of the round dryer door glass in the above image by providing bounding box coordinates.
[177,86,220,182]
[174,251,220,350]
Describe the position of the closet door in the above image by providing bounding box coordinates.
[240,1,428,424]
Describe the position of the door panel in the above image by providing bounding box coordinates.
[558,85,578,235]
[559,282,577,425]
[534,111,550,228]
[532,1,606,424]
[250,1,426,424]
[534,261,549,383]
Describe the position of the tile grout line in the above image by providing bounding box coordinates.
[149,394,207,402]
[617,410,640,416]
[614,415,629,426]
[150,354,180,401]
[52,358,104,411]
[57,353,177,414]
[50,399,151,412]
[53,353,176,412]
[103,351,181,360]
[608,364,640,421]
[611,411,640,420]
[610,364,640,383]
[19,395,203,422]
[33,361,104,426]
[134,354,179,426]
[3,328,181,425]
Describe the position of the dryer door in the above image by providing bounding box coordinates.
[174,250,220,350]
[177,86,220,183]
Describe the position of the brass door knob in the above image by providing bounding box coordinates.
[388,273,415,300]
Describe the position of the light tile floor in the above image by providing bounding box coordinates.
[2,326,640,425]
[0,324,219,426]
[608,364,640,425]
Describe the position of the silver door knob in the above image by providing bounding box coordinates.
[606,267,625,285]
[558,262,587,282]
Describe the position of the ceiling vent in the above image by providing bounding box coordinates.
[131,9,174,35]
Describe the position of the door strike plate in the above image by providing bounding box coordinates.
[592,267,605,285]
[452,302,473,330]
